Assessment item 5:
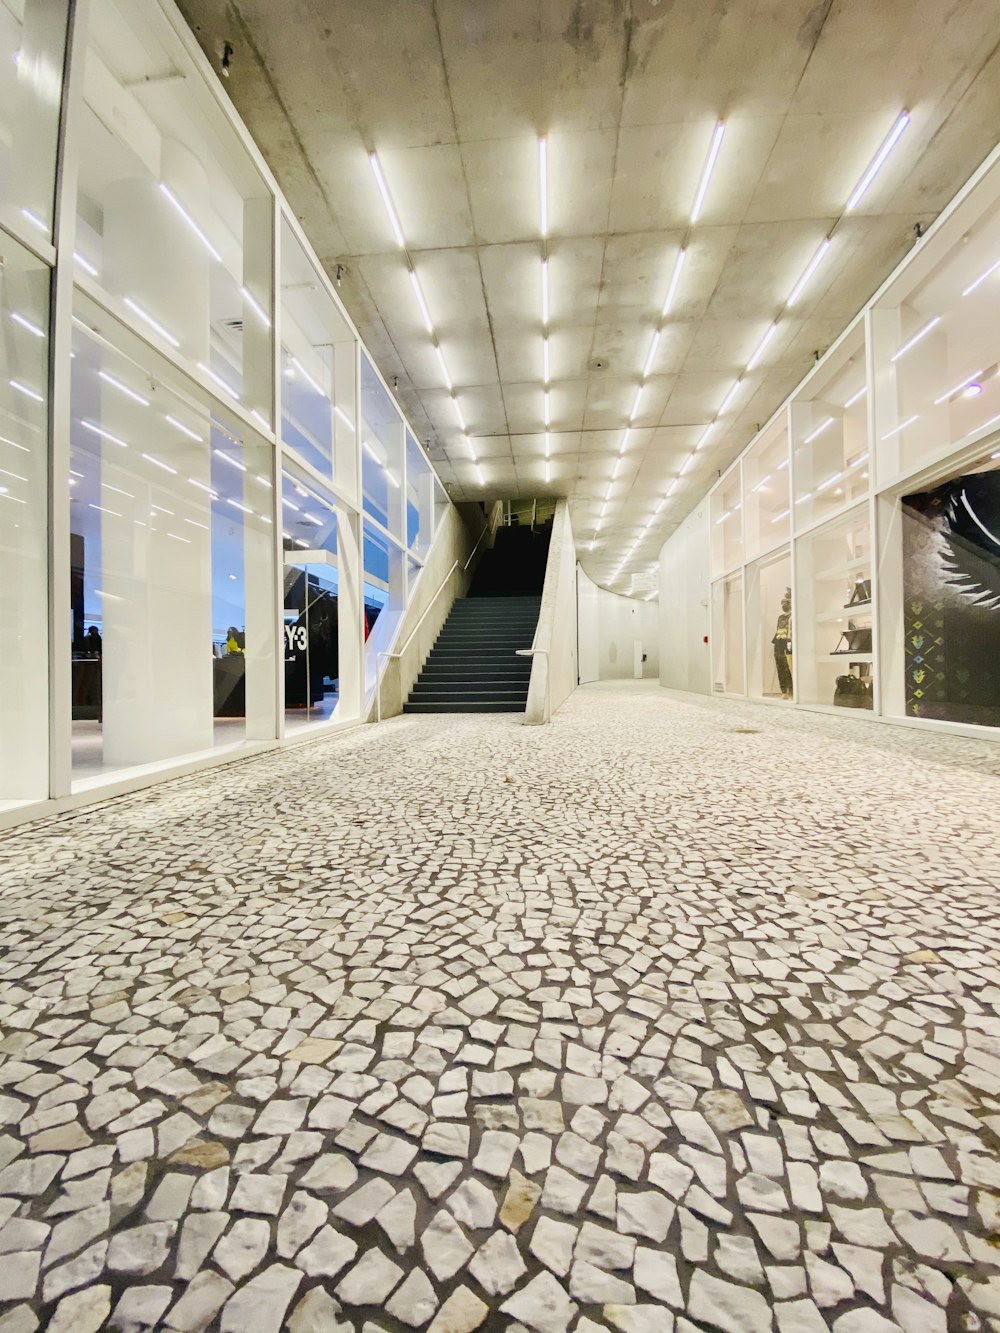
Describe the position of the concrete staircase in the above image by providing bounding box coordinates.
[403,595,540,713]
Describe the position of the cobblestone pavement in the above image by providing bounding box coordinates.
[2,682,1000,1333]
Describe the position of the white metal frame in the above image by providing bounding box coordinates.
[0,0,455,829]
[702,137,1000,741]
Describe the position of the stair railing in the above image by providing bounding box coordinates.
[374,502,502,723]
[515,637,550,722]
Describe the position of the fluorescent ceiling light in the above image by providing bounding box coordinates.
[165,414,202,442]
[629,386,644,422]
[662,248,687,317]
[474,464,484,486]
[538,137,548,238]
[691,121,725,224]
[11,312,43,338]
[214,448,246,473]
[20,208,46,232]
[290,355,324,396]
[453,397,466,431]
[198,362,238,400]
[123,298,179,348]
[73,252,98,277]
[881,413,919,440]
[10,379,43,403]
[544,431,551,459]
[933,369,985,405]
[189,477,218,497]
[666,478,680,496]
[81,420,126,447]
[408,269,434,334]
[544,459,551,483]
[803,416,835,444]
[89,503,121,517]
[434,345,452,391]
[846,111,910,211]
[786,238,832,307]
[717,379,742,416]
[680,451,696,475]
[541,259,549,326]
[890,316,940,362]
[844,385,867,409]
[746,322,778,372]
[543,337,550,385]
[642,330,661,380]
[619,428,631,454]
[241,286,271,328]
[99,371,150,406]
[963,256,1000,297]
[369,152,405,247]
[159,184,221,262]
[543,389,551,427]
[696,422,716,451]
[142,452,177,475]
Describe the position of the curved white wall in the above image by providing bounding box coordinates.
[657,501,711,694]
[577,568,659,683]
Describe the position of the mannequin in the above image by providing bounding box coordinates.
[772,588,793,700]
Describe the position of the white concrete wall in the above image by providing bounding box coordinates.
[577,568,659,682]
[658,500,711,694]
[525,500,578,724]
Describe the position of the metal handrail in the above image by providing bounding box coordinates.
[374,503,501,722]
[516,643,550,723]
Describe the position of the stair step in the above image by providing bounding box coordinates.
[404,701,526,713]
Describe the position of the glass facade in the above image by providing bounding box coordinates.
[703,149,1000,733]
[0,0,446,820]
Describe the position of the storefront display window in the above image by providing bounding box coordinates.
[75,0,272,419]
[363,521,405,694]
[746,550,793,701]
[873,189,1000,484]
[711,571,744,694]
[795,505,873,710]
[0,235,50,806]
[406,429,434,556]
[0,0,69,243]
[281,464,341,732]
[281,219,357,492]
[743,415,790,558]
[901,452,1000,727]
[791,326,869,532]
[69,301,274,786]
[361,354,403,540]
[710,467,742,576]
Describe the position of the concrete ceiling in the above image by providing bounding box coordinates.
[177,0,1000,593]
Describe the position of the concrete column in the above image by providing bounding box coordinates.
[337,505,363,721]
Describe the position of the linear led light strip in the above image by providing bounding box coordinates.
[691,122,726,224]
[891,316,940,362]
[369,150,473,473]
[963,256,1000,297]
[100,370,150,407]
[666,105,911,486]
[934,370,985,405]
[539,137,550,439]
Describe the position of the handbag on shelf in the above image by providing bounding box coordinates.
[832,625,873,655]
[834,672,874,709]
[845,577,872,607]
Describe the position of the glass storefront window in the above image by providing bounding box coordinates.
[795,504,873,711]
[743,415,791,558]
[281,463,341,731]
[791,327,869,532]
[361,354,403,539]
[69,300,274,786]
[710,467,742,576]
[280,219,357,494]
[711,571,744,694]
[873,190,1000,484]
[746,549,793,701]
[405,429,433,557]
[900,450,1000,727]
[0,0,69,242]
[76,0,272,419]
[363,521,405,695]
[0,233,50,806]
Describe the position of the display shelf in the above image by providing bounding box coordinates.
[791,324,870,531]
[743,416,790,559]
[795,505,874,711]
